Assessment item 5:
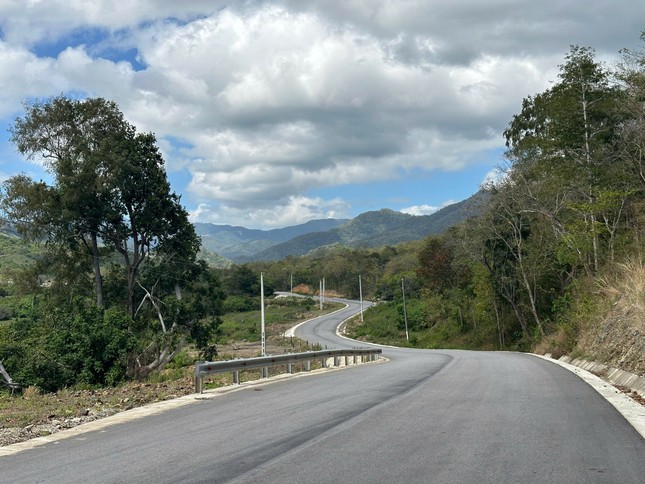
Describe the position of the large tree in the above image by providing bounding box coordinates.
[503,46,624,275]
[1,96,223,383]
[3,96,201,318]
[4,97,131,306]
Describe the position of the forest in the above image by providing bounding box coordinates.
[250,38,645,369]
[2,34,645,393]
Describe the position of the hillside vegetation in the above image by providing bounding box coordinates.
[1,97,225,393]
[341,41,645,376]
[194,192,485,263]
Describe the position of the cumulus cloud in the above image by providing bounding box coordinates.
[190,195,350,229]
[0,1,643,228]
[481,167,507,189]
[401,200,456,216]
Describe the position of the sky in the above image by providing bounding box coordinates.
[0,1,643,229]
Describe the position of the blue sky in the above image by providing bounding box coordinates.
[0,1,643,229]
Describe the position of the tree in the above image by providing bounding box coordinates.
[4,96,200,319]
[134,260,225,374]
[1,96,217,382]
[6,97,132,307]
[503,46,623,275]
[417,237,455,294]
[99,131,201,318]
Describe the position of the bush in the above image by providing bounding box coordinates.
[223,295,258,313]
[0,302,139,392]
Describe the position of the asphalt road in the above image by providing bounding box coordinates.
[2,298,644,483]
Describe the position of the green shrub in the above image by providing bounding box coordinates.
[223,295,258,313]
[1,302,139,392]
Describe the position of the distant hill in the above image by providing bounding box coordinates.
[0,231,42,276]
[195,218,349,261]
[236,190,489,261]
[1,192,487,268]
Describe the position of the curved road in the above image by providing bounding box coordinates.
[2,298,644,483]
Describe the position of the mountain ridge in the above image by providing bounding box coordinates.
[196,191,488,263]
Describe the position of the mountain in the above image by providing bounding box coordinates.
[195,192,488,263]
[235,190,489,262]
[1,192,487,267]
[195,218,349,261]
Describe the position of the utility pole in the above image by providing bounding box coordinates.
[260,272,268,378]
[402,277,409,342]
[359,274,364,322]
[260,272,266,357]
[319,280,323,310]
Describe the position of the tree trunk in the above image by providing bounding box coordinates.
[493,298,504,350]
[518,262,544,337]
[91,232,104,308]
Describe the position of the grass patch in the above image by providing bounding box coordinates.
[345,299,483,350]
[217,298,343,344]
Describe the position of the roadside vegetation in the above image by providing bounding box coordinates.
[0,295,340,445]
[342,38,645,376]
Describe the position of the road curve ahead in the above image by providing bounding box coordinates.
[2,298,644,483]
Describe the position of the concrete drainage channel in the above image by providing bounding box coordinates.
[534,354,645,439]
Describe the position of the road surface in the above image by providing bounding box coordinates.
[2,298,644,483]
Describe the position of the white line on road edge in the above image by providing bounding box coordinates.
[283,303,349,338]
[533,354,645,439]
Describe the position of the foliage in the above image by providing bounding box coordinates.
[223,295,259,313]
[350,37,645,354]
[2,96,202,319]
[0,96,224,389]
[0,301,138,392]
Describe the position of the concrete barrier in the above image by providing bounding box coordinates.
[557,356,645,397]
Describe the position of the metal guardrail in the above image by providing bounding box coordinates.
[194,348,382,393]
[0,359,21,394]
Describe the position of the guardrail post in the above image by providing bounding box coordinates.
[334,356,340,367]
[195,362,203,394]
[233,371,240,384]
[287,363,293,374]
[321,358,327,368]
[262,367,269,379]
[306,360,311,371]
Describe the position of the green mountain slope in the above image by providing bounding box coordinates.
[246,191,488,261]
[195,218,349,260]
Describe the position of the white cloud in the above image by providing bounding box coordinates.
[481,167,507,188]
[401,200,456,216]
[189,195,350,229]
[0,1,643,227]
[119,6,558,209]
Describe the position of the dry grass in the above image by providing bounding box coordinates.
[598,258,645,314]
[574,259,645,376]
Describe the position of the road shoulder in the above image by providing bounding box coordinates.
[532,354,645,439]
